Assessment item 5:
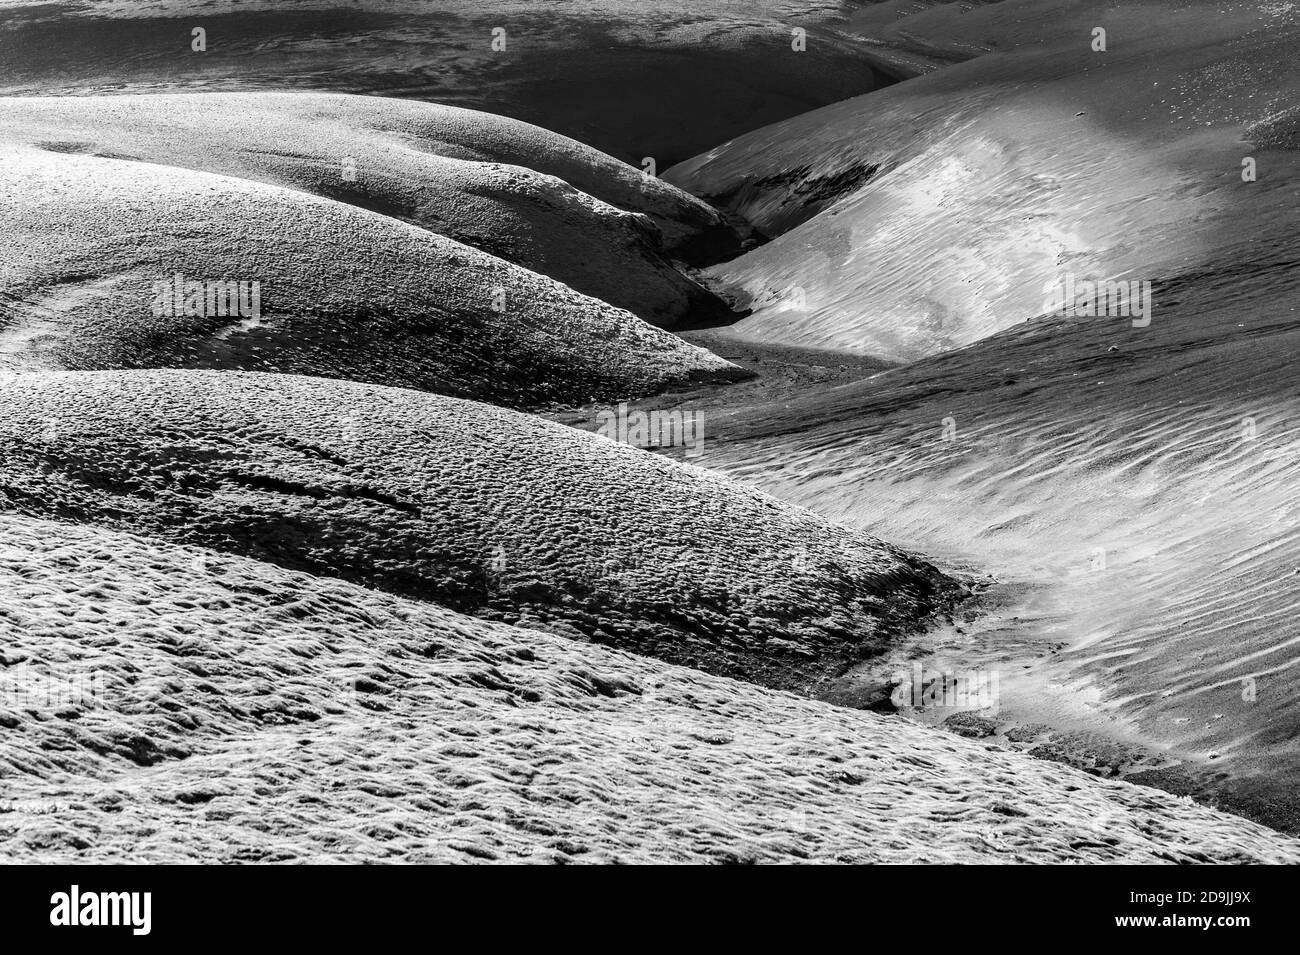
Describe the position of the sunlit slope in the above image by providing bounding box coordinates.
[0,369,957,692]
[701,215,1300,826]
[3,512,1296,863]
[666,0,1299,360]
[0,146,737,407]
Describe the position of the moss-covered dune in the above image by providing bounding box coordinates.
[0,369,956,691]
[0,92,738,326]
[0,146,737,407]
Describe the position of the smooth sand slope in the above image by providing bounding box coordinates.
[0,0,895,167]
[3,512,1298,864]
[687,203,1300,827]
[666,0,1299,360]
[0,146,738,407]
[0,92,739,326]
[0,369,957,692]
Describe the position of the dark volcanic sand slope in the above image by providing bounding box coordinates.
[0,370,957,692]
[0,92,737,326]
[3,512,1297,863]
[0,0,894,168]
[0,146,737,407]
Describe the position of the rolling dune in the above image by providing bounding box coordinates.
[0,369,957,692]
[0,91,742,325]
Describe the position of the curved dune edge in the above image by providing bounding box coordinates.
[0,369,957,692]
[2,512,1297,863]
[0,92,736,327]
[0,146,738,408]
